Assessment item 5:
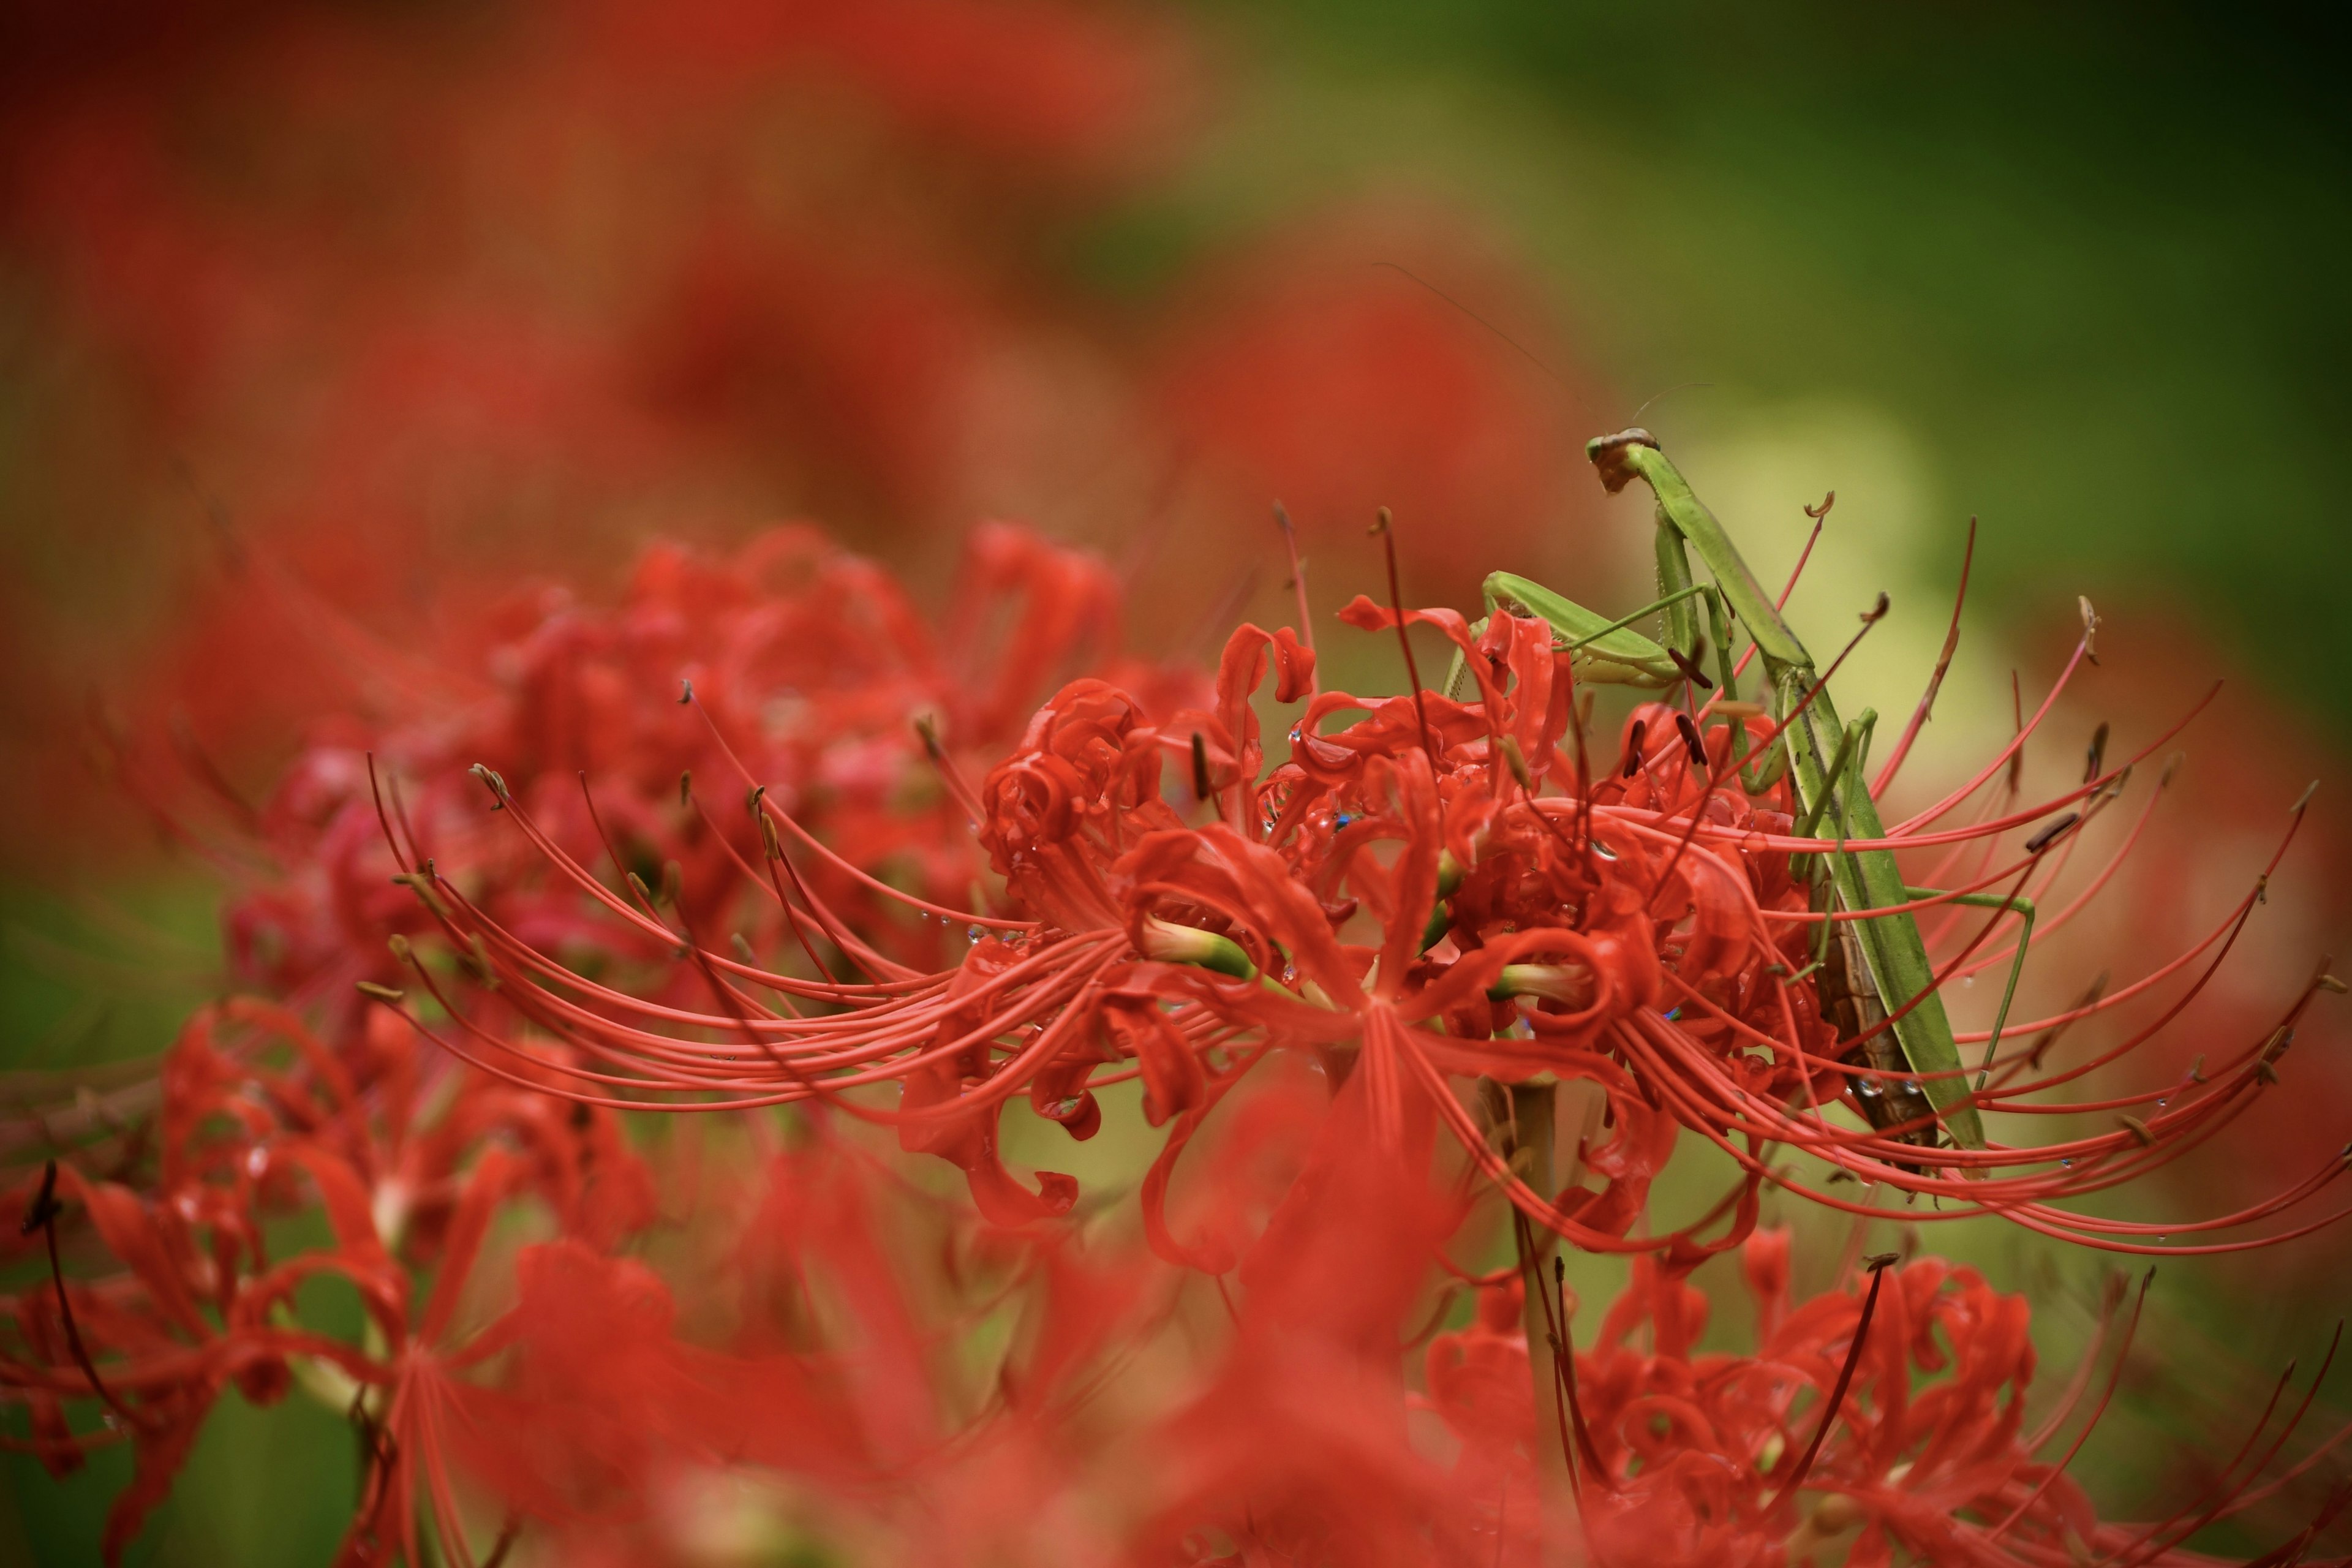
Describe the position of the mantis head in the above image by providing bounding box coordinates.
[1584,426,1661,492]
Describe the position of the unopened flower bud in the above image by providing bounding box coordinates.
[1487,963,1596,1008]
[1435,850,1466,899]
[1497,736,1532,791]
[1139,918,1256,980]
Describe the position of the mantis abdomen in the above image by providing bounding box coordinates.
[1814,883,1939,1156]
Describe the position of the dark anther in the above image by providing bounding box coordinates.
[1860,591,1891,625]
[1675,712,1707,766]
[20,1159,59,1235]
[2006,671,2026,794]
[1191,731,1213,803]
[1621,720,1648,778]
[2025,812,2081,854]
[1667,646,1715,690]
[1804,491,1836,520]
[678,679,693,704]
[2084,722,2109,783]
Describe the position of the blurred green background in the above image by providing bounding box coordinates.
[6,0,2348,1560]
[1177,0,2352,704]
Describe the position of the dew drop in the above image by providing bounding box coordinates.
[2060,1158,2072,1167]
[966,925,982,943]
[2157,1097,2168,1108]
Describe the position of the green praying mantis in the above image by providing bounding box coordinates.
[1453,428,2041,1155]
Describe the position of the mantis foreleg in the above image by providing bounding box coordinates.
[1442,575,1709,699]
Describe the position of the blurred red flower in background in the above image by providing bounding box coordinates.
[0,0,1594,879]
[1163,214,1612,611]
[2009,607,2352,1283]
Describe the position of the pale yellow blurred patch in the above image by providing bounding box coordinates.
[1660,401,2020,804]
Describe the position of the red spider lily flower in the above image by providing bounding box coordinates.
[99,522,1202,1046]
[1,996,664,1565]
[388,568,2352,1265]
[1427,1231,2351,1568]
[1420,1275,1544,1554]
[1161,211,1606,612]
[369,601,1757,1259]
[2015,609,2352,1254]
[1135,1066,1533,1568]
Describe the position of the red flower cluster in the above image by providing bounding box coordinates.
[103,522,1202,1045]
[12,501,2352,1561]
[2,1000,657,1561]
[1429,1231,2349,1567]
[394,571,2352,1263]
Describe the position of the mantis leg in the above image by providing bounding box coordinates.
[1896,886,2037,1092]
[1443,574,1703,697]
[1700,583,1755,777]
[1653,510,1703,664]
